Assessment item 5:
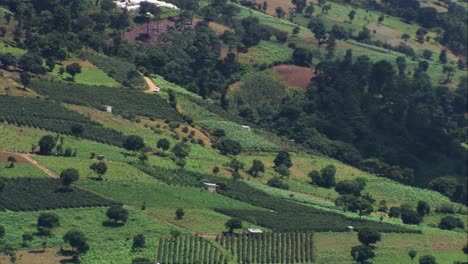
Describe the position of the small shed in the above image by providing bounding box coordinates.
[347,226,354,232]
[101,105,113,113]
[241,125,251,132]
[203,183,219,192]
[97,155,105,161]
[247,228,263,237]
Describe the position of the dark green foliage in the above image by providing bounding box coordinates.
[335,180,362,196]
[81,52,146,89]
[438,216,464,230]
[273,151,292,168]
[416,201,430,217]
[215,139,242,156]
[249,159,265,177]
[267,177,289,190]
[225,218,243,233]
[351,245,375,264]
[106,205,129,224]
[219,232,315,263]
[0,225,4,238]
[63,230,90,255]
[0,96,124,146]
[132,234,146,249]
[401,209,422,225]
[29,79,182,122]
[292,47,313,67]
[90,162,108,179]
[38,135,56,155]
[123,135,145,152]
[428,177,464,201]
[37,213,60,228]
[0,178,114,212]
[409,250,417,262]
[274,165,290,178]
[309,165,336,188]
[357,228,381,246]
[156,138,171,154]
[65,62,82,80]
[389,207,401,218]
[173,142,191,159]
[60,168,79,188]
[419,255,436,264]
[175,208,185,220]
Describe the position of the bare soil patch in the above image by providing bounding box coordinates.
[123,18,199,46]
[428,235,467,252]
[0,248,71,264]
[208,22,232,35]
[273,64,315,91]
[367,22,401,39]
[0,150,30,163]
[248,0,295,16]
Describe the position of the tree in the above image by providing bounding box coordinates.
[292,0,306,13]
[401,33,410,42]
[0,53,16,69]
[304,4,314,17]
[389,207,401,218]
[320,165,336,188]
[216,139,242,156]
[428,177,460,200]
[175,208,185,220]
[275,164,290,178]
[71,124,84,136]
[90,162,108,180]
[308,18,326,45]
[37,213,60,229]
[348,10,356,22]
[357,228,381,246]
[401,209,422,225]
[156,138,170,155]
[0,225,4,238]
[267,177,289,190]
[45,57,55,72]
[419,255,436,264]
[212,129,225,138]
[38,135,56,155]
[275,7,285,18]
[349,198,373,218]
[63,230,90,261]
[422,49,432,60]
[438,216,464,230]
[173,142,191,159]
[292,47,313,67]
[439,48,447,64]
[106,205,129,224]
[396,56,406,75]
[229,158,244,172]
[442,65,455,82]
[66,63,82,81]
[274,151,293,168]
[19,71,31,89]
[249,160,265,177]
[335,180,361,196]
[416,201,430,217]
[351,245,375,264]
[225,218,242,234]
[132,234,145,250]
[60,168,79,189]
[123,135,145,152]
[7,156,16,168]
[409,250,417,263]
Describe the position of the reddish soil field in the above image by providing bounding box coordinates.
[123,18,198,46]
[274,64,315,91]
[0,151,30,163]
[0,249,70,264]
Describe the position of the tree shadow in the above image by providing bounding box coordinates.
[101,220,125,227]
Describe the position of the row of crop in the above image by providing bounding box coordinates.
[81,52,146,89]
[0,178,115,212]
[157,236,228,264]
[0,96,125,146]
[30,79,183,122]
[218,233,314,264]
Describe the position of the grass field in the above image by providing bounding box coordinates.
[50,60,119,87]
[0,207,179,264]
[0,41,26,57]
[0,163,47,178]
[237,40,294,66]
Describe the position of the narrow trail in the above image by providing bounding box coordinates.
[1,150,58,178]
[143,76,160,93]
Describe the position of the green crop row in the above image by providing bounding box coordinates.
[29,79,183,122]
[157,236,228,264]
[0,96,125,146]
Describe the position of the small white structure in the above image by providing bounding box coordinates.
[247,228,263,237]
[101,105,113,113]
[203,183,219,192]
[115,0,179,11]
[241,125,251,132]
[348,226,354,232]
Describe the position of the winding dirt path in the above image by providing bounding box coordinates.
[0,150,58,178]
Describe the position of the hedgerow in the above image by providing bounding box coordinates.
[29,79,183,122]
[0,96,125,146]
[0,178,115,211]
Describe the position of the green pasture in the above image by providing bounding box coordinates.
[50,61,119,87]
[238,40,293,66]
[0,163,48,178]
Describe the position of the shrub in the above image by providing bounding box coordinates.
[401,210,422,225]
[132,234,146,249]
[419,255,436,264]
[389,207,401,218]
[267,177,289,190]
[37,213,60,229]
[438,216,464,230]
[357,228,381,246]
